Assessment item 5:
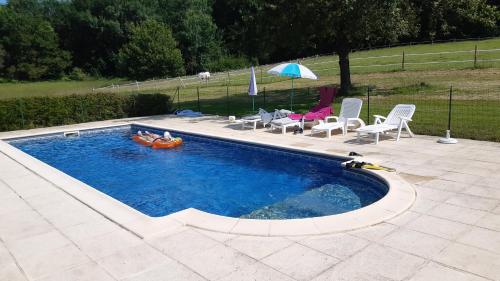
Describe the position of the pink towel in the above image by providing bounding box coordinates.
[289,87,337,121]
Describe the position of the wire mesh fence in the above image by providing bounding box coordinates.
[93,40,500,94]
[167,83,500,142]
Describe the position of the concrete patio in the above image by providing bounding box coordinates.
[1,115,499,281]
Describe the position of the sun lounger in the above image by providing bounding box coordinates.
[311,98,364,138]
[356,104,416,144]
[241,108,292,131]
[267,109,300,134]
[270,117,301,134]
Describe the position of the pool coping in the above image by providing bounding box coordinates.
[0,120,416,238]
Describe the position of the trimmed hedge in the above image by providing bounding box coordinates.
[0,93,173,132]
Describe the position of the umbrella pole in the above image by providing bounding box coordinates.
[291,78,294,111]
[252,96,255,112]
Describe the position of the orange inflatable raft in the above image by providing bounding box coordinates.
[132,134,183,149]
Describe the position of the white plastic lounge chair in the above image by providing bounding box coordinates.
[269,110,301,134]
[241,108,269,130]
[356,104,416,144]
[311,98,365,138]
[241,108,292,131]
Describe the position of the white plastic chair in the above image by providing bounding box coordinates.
[356,104,416,144]
[311,98,365,138]
[269,110,301,134]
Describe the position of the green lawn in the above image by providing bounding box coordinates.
[0,79,126,100]
[1,38,499,141]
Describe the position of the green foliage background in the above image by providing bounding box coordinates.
[0,0,498,82]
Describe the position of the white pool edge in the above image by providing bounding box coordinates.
[0,121,416,238]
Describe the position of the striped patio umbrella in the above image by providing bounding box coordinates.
[267,63,318,110]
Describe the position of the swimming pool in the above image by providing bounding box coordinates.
[8,125,388,219]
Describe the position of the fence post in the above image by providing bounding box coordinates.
[402,51,405,70]
[197,87,201,113]
[226,85,229,116]
[224,71,230,116]
[176,87,180,110]
[135,81,139,91]
[447,86,453,131]
[438,85,458,143]
[263,87,266,108]
[474,45,478,68]
[367,87,371,124]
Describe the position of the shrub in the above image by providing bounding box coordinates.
[0,93,173,132]
[127,93,174,117]
[68,67,88,81]
[206,55,252,72]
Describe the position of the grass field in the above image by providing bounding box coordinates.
[1,38,499,141]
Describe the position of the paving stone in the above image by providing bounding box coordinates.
[0,210,53,242]
[387,211,421,226]
[457,227,500,254]
[410,196,440,214]
[218,262,295,281]
[60,217,121,243]
[147,229,220,261]
[475,213,500,232]
[405,214,471,240]
[440,172,483,185]
[262,243,339,281]
[195,229,236,243]
[463,185,500,200]
[435,243,500,280]
[300,233,370,260]
[15,244,90,280]
[37,200,104,229]
[415,186,456,202]
[409,262,489,281]
[226,235,293,260]
[421,179,469,193]
[0,243,11,265]
[22,189,71,209]
[121,259,204,281]
[446,193,499,211]
[96,244,170,280]
[382,228,450,259]
[6,230,71,260]
[35,262,115,281]
[312,244,425,281]
[428,203,487,225]
[349,223,398,242]
[0,195,31,216]
[0,262,27,281]
[76,229,144,260]
[176,243,256,281]
[2,175,58,198]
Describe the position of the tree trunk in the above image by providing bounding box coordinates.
[338,49,352,94]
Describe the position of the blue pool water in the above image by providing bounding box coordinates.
[9,125,388,219]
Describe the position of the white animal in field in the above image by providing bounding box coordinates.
[198,71,210,81]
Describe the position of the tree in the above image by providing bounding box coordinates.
[0,44,5,71]
[117,20,185,80]
[157,0,225,73]
[410,0,498,40]
[0,8,71,80]
[230,0,412,93]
